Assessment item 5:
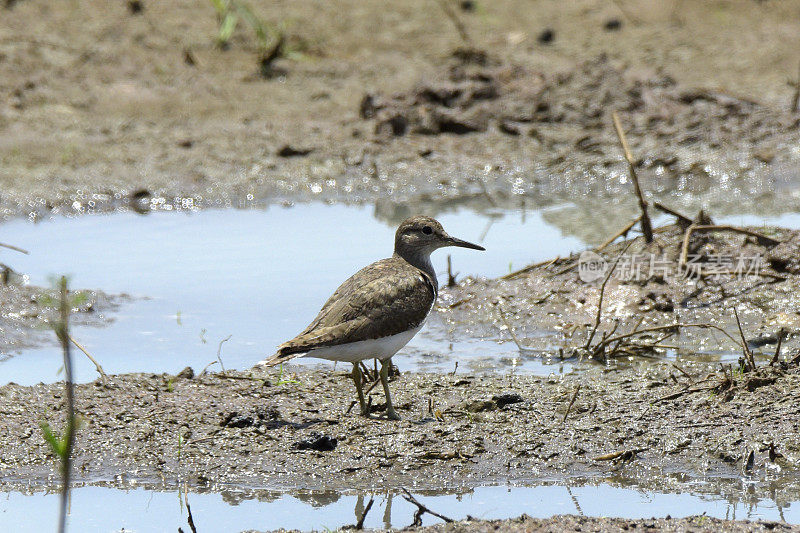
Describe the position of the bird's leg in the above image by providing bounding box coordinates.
[351,363,369,416]
[380,358,401,421]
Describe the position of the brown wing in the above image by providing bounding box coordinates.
[264,257,435,366]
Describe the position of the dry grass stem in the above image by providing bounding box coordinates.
[0,241,29,254]
[596,216,641,252]
[611,111,653,242]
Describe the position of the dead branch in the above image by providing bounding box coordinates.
[733,307,757,371]
[0,241,29,254]
[496,303,528,352]
[771,328,786,365]
[691,224,781,246]
[598,322,740,351]
[792,59,800,113]
[593,447,648,462]
[68,334,107,382]
[185,491,198,533]
[500,256,562,280]
[400,488,454,525]
[562,384,581,423]
[584,243,632,350]
[596,216,641,252]
[671,362,694,381]
[435,0,473,47]
[447,255,457,287]
[216,334,232,372]
[679,223,695,270]
[612,111,653,243]
[653,202,693,227]
[653,385,716,404]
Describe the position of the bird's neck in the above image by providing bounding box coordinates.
[394,248,438,293]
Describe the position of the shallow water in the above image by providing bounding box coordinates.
[2,481,797,532]
[0,204,585,385]
[1,205,798,385]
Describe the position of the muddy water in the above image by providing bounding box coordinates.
[2,482,796,532]
[1,204,584,384]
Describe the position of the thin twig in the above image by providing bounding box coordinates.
[771,328,786,365]
[501,255,561,280]
[610,0,643,24]
[598,322,740,350]
[688,225,781,246]
[496,303,526,352]
[733,307,757,371]
[68,334,107,382]
[681,223,782,270]
[653,385,716,404]
[596,216,641,253]
[551,258,582,277]
[671,362,694,381]
[216,334,232,373]
[185,491,198,533]
[585,243,633,350]
[792,59,800,113]
[653,201,693,227]
[593,447,648,462]
[562,384,581,423]
[679,223,695,270]
[56,277,75,533]
[447,255,457,288]
[0,241,29,254]
[199,360,219,376]
[435,0,473,47]
[400,488,454,524]
[612,111,653,243]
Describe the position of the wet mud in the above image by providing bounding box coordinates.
[3,356,800,506]
[441,223,800,362]
[395,514,800,533]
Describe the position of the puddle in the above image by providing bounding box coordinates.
[1,204,584,384]
[2,205,798,386]
[1,482,797,532]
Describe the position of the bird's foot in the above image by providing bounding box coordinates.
[385,407,401,421]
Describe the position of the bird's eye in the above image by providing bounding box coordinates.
[422,225,433,235]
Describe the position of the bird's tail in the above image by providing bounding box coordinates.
[253,347,302,369]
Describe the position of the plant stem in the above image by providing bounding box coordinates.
[56,276,75,533]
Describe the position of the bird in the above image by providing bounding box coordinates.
[260,215,485,420]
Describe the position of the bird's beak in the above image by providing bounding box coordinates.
[445,235,485,251]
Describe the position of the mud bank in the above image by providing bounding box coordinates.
[2,358,800,504]
[391,514,800,533]
[441,223,800,360]
[1,1,800,233]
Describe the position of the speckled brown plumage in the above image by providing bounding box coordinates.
[274,257,436,360]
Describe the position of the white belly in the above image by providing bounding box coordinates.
[304,325,422,363]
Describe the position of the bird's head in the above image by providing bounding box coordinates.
[394,216,485,258]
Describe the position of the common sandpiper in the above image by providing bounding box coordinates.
[260,215,485,420]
